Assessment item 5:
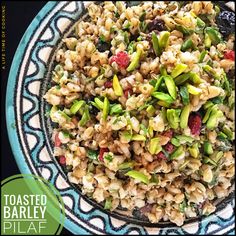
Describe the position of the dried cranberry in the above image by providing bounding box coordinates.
[104,81,113,88]
[109,51,130,69]
[164,143,174,153]
[124,88,133,98]
[59,156,66,165]
[161,129,173,138]
[140,204,154,215]
[188,113,202,136]
[224,50,235,61]
[54,133,61,147]
[99,148,109,161]
[155,151,167,161]
[147,18,166,32]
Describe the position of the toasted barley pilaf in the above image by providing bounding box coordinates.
[44,1,235,226]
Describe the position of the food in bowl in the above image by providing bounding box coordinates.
[44,1,235,226]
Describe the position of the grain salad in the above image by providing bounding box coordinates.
[44,1,235,226]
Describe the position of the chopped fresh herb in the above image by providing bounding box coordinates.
[87,149,98,160]
[104,154,113,162]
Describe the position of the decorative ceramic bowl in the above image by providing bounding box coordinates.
[6,1,235,235]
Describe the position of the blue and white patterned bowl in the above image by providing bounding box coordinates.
[6,1,235,235]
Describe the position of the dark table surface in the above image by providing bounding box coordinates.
[1,1,72,235]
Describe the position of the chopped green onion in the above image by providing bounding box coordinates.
[196,17,206,28]
[203,104,217,123]
[79,105,90,126]
[204,141,214,155]
[154,75,164,91]
[102,97,110,120]
[211,151,223,163]
[170,146,184,160]
[204,33,211,48]
[50,105,58,122]
[189,72,203,84]
[180,104,190,129]
[104,197,112,210]
[175,73,191,85]
[222,125,234,141]
[125,170,149,184]
[110,104,123,115]
[175,135,195,144]
[94,97,104,110]
[160,65,167,76]
[217,131,227,141]
[181,39,194,51]
[152,32,161,56]
[127,47,142,72]
[119,161,134,170]
[186,84,202,95]
[152,92,174,104]
[202,65,219,79]
[203,157,217,166]
[149,138,161,155]
[159,31,170,50]
[58,110,71,121]
[140,124,148,136]
[127,41,136,54]
[205,27,222,45]
[171,137,181,146]
[179,86,190,105]
[119,131,132,143]
[188,143,199,158]
[166,109,181,129]
[113,74,123,96]
[176,25,194,35]
[163,75,177,99]
[146,105,156,116]
[70,100,85,114]
[131,134,146,141]
[206,108,224,130]
[179,159,190,170]
[157,100,171,108]
[199,50,207,63]
[171,64,188,78]
[204,101,214,109]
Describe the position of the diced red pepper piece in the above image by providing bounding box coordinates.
[99,148,109,161]
[188,113,202,136]
[224,50,235,61]
[104,81,113,88]
[55,133,61,147]
[164,143,174,153]
[59,156,66,165]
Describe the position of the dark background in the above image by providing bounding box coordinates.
[1,1,71,235]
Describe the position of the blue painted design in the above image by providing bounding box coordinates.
[6,1,235,235]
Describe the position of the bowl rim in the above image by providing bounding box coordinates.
[5,1,235,235]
